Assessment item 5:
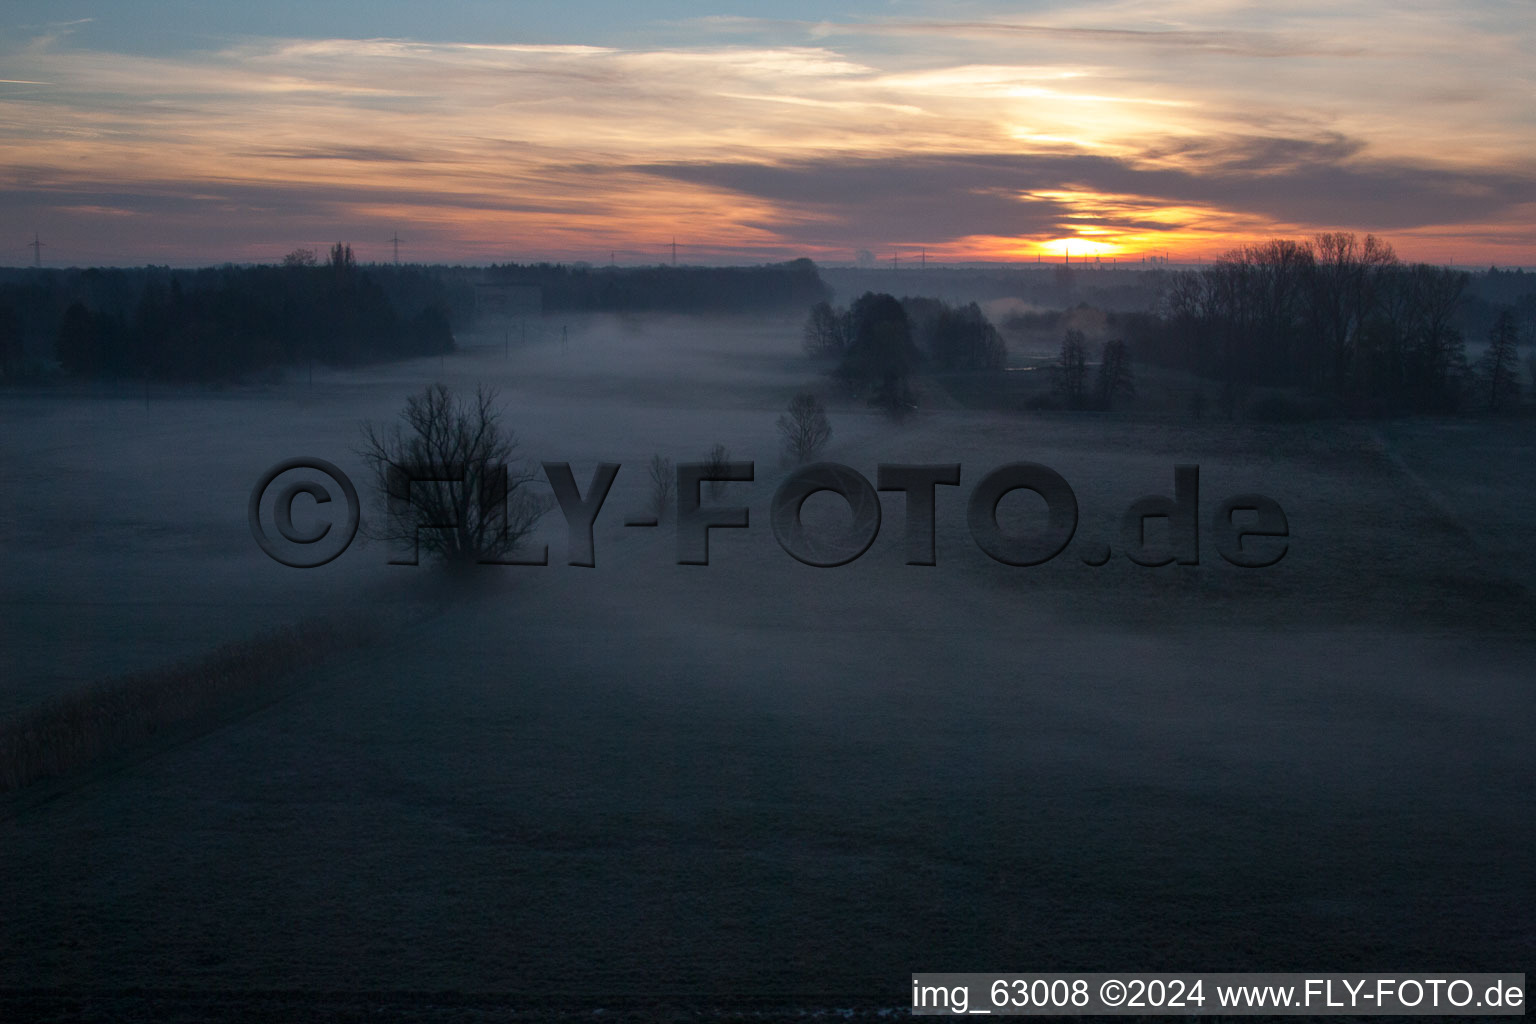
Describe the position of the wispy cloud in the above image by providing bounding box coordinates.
[631,148,1536,249]
[1,1,1532,264]
[812,18,1369,58]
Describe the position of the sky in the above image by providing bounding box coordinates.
[3,0,1533,267]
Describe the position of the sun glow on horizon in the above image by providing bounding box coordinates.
[1035,237,1123,260]
[1,4,1532,267]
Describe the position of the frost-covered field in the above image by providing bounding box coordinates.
[2,314,1533,1016]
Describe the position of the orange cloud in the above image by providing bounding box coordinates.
[1,8,1532,266]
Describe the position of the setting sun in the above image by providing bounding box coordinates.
[2,3,1531,266]
[3,3,1534,1017]
[1034,237,1126,260]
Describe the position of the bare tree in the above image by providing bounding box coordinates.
[1052,329,1089,409]
[1094,339,1135,410]
[703,443,731,499]
[357,384,549,564]
[1160,238,1471,411]
[1479,310,1522,411]
[647,454,675,521]
[777,393,832,463]
[282,247,317,267]
[1309,232,1397,393]
[803,301,848,357]
[1404,263,1471,408]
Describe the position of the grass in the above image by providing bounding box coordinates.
[0,617,383,798]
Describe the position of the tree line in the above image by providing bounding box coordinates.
[1051,332,1136,412]
[804,292,1007,413]
[1129,233,1518,414]
[3,245,456,383]
[486,258,829,314]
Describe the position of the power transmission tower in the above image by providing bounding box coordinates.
[920,248,926,270]
[389,232,402,265]
[671,238,677,265]
[28,232,44,268]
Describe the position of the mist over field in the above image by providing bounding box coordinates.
[4,0,1536,1016]
[2,294,1533,1018]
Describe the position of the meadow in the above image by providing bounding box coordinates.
[1,313,1532,1019]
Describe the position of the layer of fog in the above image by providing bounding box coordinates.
[1,311,1532,997]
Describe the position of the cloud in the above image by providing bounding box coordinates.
[239,146,430,163]
[1140,133,1368,172]
[632,144,1536,246]
[14,16,94,52]
[813,19,1369,59]
[0,3,1532,263]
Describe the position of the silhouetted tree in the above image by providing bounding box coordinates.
[1478,310,1522,411]
[1309,232,1398,394]
[1136,235,1475,413]
[1094,339,1135,410]
[0,304,18,378]
[803,301,849,357]
[778,393,832,463]
[328,243,356,273]
[1401,263,1469,411]
[837,292,916,394]
[282,248,317,267]
[45,264,452,382]
[919,300,1007,371]
[487,259,829,314]
[1052,329,1089,409]
[357,384,548,565]
[702,443,731,499]
[647,455,675,522]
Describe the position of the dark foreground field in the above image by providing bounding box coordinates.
[2,316,1532,1020]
